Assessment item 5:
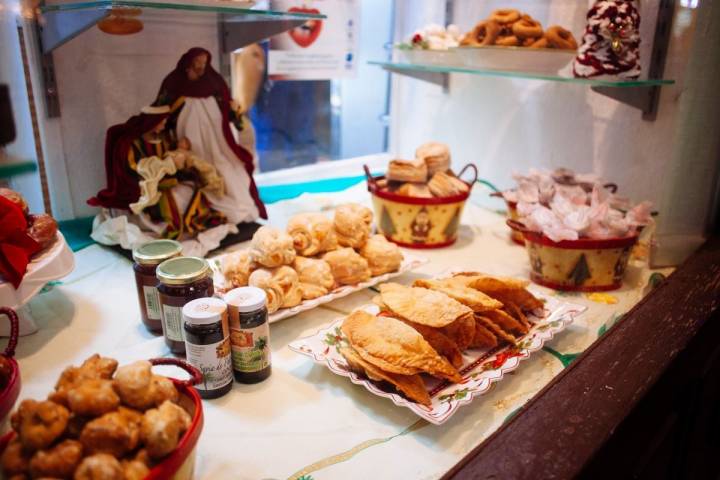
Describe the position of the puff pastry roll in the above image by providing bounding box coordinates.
[428,171,469,197]
[322,248,371,285]
[250,226,296,268]
[334,204,372,249]
[287,212,338,256]
[221,249,255,288]
[395,183,433,198]
[386,159,428,183]
[248,266,302,312]
[416,142,451,176]
[360,235,403,276]
[293,257,335,300]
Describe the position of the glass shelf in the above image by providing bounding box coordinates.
[369,61,675,88]
[36,1,326,52]
[0,160,38,179]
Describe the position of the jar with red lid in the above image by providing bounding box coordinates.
[132,240,183,334]
[156,256,214,355]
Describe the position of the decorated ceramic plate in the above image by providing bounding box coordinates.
[289,293,585,425]
[211,253,428,324]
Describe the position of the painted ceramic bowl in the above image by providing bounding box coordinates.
[507,220,638,291]
[0,308,21,424]
[365,164,477,248]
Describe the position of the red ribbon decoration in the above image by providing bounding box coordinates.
[0,196,41,288]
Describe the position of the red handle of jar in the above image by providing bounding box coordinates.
[363,164,379,191]
[149,357,202,387]
[458,163,479,186]
[0,308,19,358]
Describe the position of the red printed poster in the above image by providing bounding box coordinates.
[269,0,359,80]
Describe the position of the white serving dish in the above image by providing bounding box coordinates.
[455,45,576,75]
[289,291,585,425]
[211,253,428,324]
[395,48,463,67]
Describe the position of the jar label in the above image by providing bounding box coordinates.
[143,285,162,320]
[161,305,184,342]
[230,323,271,373]
[186,337,233,392]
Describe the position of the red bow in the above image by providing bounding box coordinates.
[0,196,41,288]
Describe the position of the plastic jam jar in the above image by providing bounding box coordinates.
[156,256,214,355]
[182,297,233,399]
[132,240,183,334]
[225,287,272,384]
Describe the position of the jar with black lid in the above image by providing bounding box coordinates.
[132,240,183,333]
[182,297,233,399]
[225,287,272,384]
[156,256,214,355]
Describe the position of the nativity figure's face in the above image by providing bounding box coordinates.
[186,54,209,81]
[152,117,168,133]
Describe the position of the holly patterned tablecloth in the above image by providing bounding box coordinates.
[10,183,670,480]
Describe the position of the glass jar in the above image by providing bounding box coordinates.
[132,240,183,334]
[156,257,214,355]
[182,297,233,399]
[225,287,272,384]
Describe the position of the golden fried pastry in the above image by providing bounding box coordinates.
[413,278,502,312]
[378,283,473,328]
[490,8,521,24]
[359,235,403,276]
[29,439,83,479]
[11,399,70,451]
[512,14,543,39]
[248,269,283,313]
[483,309,528,336]
[469,320,499,349]
[141,401,191,459]
[341,311,462,382]
[74,453,124,480]
[322,248,372,285]
[122,457,150,480]
[530,36,550,48]
[66,414,90,439]
[150,374,179,406]
[333,204,372,249]
[441,314,476,351]
[461,20,501,46]
[399,319,464,368]
[415,142,451,176]
[248,266,301,311]
[476,315,516,345]
[503,301,531,331]
[112,361,178,411]
[386,159,428,183]
[67,379,120,417]
[339,346,431,406]
[221,249,255,288]
[287,212,338,256]
[79,407,143,457]
[1,440,31,476]
[52,355,118,406]
[545,25,577,50]
[495,34,520,46]
[453,273,543,311]
[427,171,470,198]
[293,256,335,300]
[395,182,433,198]
[249,226,296,268]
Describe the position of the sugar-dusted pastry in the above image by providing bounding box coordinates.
[141,401,191,459]
[334,203,373,249]
[112,361,179,411]
[322,248,371,285]
[341,311,462,383]
[339,346,431,406]
[386,159,428,183]
[427,171,469,197]
[415,142,450,176]
[287,212,338,256]
[221,249,255,288]
[74,453,124,480]
[249,226,296,268]
[293,256,334,300]
[377,283,473,328]
[395,182,433,198]
[248,266,302,312]
[28,439,83,479]
[413,278,503,312]
[360,235,403,276]
[11,399,70,451]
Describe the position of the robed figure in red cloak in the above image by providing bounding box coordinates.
[154,47,267,222]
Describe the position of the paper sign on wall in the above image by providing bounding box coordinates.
[269,0,359,80]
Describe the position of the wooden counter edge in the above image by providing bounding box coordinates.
[442,235,720,480]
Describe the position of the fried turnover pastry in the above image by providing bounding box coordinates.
[453,273,544,311]
[475,315,516,345]
[339,346,431,406]
[249,226,296,268]
[79,407,143,457]
[333,203,372,249]
[441,314,476,351]
[469,320,499,349]
[483,309,528,336]
[221,249,255,288]
[396,318,464,369]
[415,141,450,176]
[29,439,83,479]
[287,212,338,256]
[322,248,372,285]
[141,401,192,459]
[413,278,503,312]
[503,300,532,331]
[74,453,124,480]
[359,235,403,276]
[11,399,70,451]
[386,159,428,183]
[378,283,473,328]
[395,182,433,198]
[427,171,469,198]
[341,311,462,383]
[293,256,335,300]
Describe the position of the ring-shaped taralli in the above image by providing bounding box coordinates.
[490,8,521,25]
[463,20,501,46]
[545,25,578,50]
[512,16,543,39]
[530,37,550,49]
[495,35,520,47]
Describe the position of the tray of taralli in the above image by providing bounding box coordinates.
[289,273,585,425]
[211,203,428,323]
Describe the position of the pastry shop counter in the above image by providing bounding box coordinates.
[7,182,673,480]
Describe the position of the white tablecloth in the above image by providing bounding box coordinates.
[10,184,667,480]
